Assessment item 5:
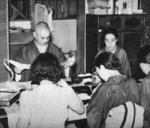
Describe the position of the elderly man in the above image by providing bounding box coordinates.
[13,21,74,81]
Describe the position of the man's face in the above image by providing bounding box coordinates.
[34,28,51,46]
[105,34,118,52]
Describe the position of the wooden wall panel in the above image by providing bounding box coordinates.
[76,0,86,73]
[0,0,9,82]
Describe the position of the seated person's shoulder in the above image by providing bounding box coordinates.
[21,40,35,50]
[117,47,128,56]
[123,76,138,87]
[20,90,32,102]
[13,40,34,60]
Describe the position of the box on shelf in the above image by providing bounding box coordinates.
[88,0,108,9]
[10,20,31,29]
[121,9,143,15]
[88,7,107,15]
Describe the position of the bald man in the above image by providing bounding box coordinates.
[13,22,70,82]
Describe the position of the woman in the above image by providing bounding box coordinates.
[137,45,150,127]
[96,27,131,76]
[16,53,84,128]
[87,52,140,128]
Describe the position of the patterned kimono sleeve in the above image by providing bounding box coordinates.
[87,86,108,128]
[140,78,150,111]
[140,78,150,127]
[87,83,134,128]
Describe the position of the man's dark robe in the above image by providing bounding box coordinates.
[13,40,66,81]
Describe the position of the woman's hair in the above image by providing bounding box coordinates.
[100,27,119,48]
[95,52,120,70]
[30,52,62,85]
[103,27,119,39]
[137,45,150,64]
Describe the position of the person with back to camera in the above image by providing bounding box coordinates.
[16,52,85,128]
[87,52,141,128]
[12,10,75,82]
[137,45,150,127]
[95,27,131,77]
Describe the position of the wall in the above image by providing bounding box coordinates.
[53,19,77,53]
[0,0,9,82]
[10,19,77,58]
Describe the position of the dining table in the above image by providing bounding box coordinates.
[0,77,99,128]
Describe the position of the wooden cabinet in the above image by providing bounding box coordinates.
[77,11,146,75]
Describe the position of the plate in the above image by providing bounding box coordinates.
[78,73,92,78]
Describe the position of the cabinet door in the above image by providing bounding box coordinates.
[123,14,145,31]
[105,15,122,31]
[123,32,143,75]
[86,15,99,73]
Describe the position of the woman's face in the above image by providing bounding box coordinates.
[96,65,109,81]
[105,33,118,52]
[139,63,150,75]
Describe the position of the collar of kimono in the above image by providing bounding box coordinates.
[106,46,117,54]
[34,40,48,53]
[106,75,127,84]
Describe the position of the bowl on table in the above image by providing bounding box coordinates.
[71,75,82,84]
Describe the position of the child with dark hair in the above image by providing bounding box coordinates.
[17,53,84,128]
[87,52,140,128]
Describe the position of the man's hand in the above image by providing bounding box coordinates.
[61,56,76,69]
[14,67,23,74]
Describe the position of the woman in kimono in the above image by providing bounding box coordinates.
[95,27,131,76]
[137,45,150,127]
[87,52,140,128]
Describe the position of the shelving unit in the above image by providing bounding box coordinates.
[76,0,146,76]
